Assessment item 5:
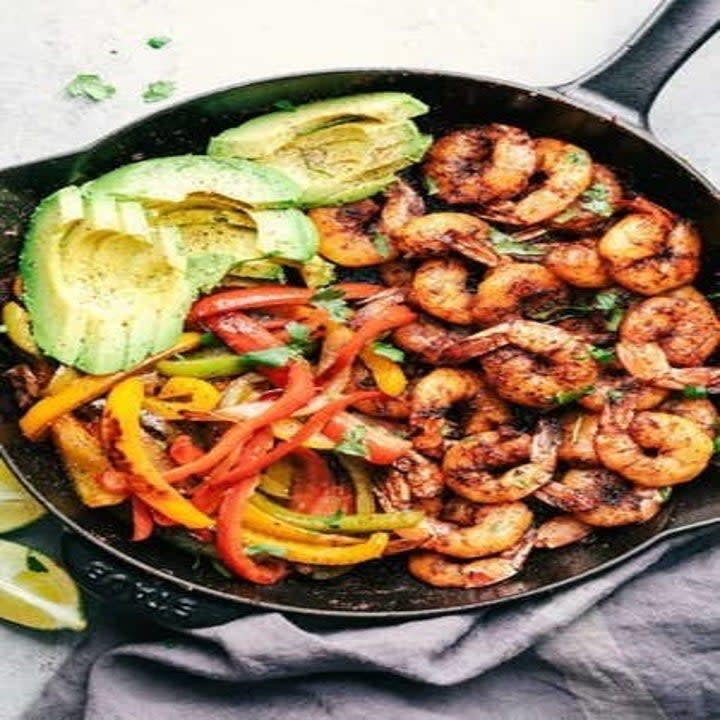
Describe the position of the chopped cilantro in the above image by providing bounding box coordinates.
[238,346,295,368]
[371,232,392,258]
[658,487,673,502]
[147,36,172,49]
[143,80,176,103]
[682,385,708,399]
[26,554,49,573]
[286,321,313,354]
[566,151,588,165]
[489,227,545,258]
[324,510,345,529]
[552,386,595,406]
[423,175,439,195]
[273,99,297,112]
[371,341,405,363]
[588,346,616,364]
[606,389,625,403]
[334,425,369,458]
[714,436,720,454]
[246,543,288,558]
[581,183,613,217]
[66,74,116,102]
[311,287,351,322]
[593,289,622,312]
[605,308,624,332]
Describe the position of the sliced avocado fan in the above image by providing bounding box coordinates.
[207,92,432,207]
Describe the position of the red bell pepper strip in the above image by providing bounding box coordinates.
[289,448,354,516]
[215,475,289,585]
[317,305,416,384]
[131,496,154,541]
[187,283,383,325]
[323,412,412,465]
[203,311,288,386]
[163,361,316,485]
[206,391,382,489]
[168,435,205,466]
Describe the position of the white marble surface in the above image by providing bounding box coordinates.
[0,1,718,718]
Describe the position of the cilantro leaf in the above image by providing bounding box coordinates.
[423,175,439,195]
[147,36,172,49]
[245,543,288,558]
[286,321,312,354]
[593,289,622,312]
[334,425,369,458]
[66,74,116,102]
[489,228,545,258]
[683,385,708,399]
[142,80,176,103]
[588,346,616,364]
[26,553,49,573]
[311,287,351,322]
[273,99,297,112]
[371,232,392,258]
[566,151,588,165]
[324,509,345,529]
[658,487,673,502]
[606,389,625,403]
[372,341,405,363]
[238,346,295,368]
[714,436,720,454]
[580,183,613,217]
[552,386,595,406]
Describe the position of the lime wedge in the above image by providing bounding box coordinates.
[0,539,86,630]
[0,459,46,532]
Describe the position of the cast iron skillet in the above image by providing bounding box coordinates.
[0,0,718,627]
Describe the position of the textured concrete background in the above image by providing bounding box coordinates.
[0,1,718,717]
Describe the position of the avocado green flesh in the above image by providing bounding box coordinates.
[84,155,301,209]
[208,93,431,207]
[208,92,429,158]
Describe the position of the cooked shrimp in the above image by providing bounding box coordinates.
[555,316,615,347]
[411,256,476,325]
[394,213,501,265]
[659,396,718,438]
[462,378,513,433]
[393,316,469,364]
[543,238,613,289]
[548,164,623,232]
[597,199,701,295]
[578,375,669,413]
[619,292,720,368]
[375,450,445,512]
[557,410,600,467]
[443,420,558,504]
[550,468,666,527]
[422,124,536,205]
[615,341,720,392]
[472,261,569,326]
[421,501,534,559]
[409,368,483,457]
[535,515,593,549]
[595,403,714,486]
[450,320,599,408]
[379,259,415,288]
[408,529,536,589]
[309,180,423,267]
[481,139,593,226]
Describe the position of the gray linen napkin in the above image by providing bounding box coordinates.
[23,526,720,720]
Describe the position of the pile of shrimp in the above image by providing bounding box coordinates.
[309,122,720,589]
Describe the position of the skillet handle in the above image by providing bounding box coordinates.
[556,0,719,128]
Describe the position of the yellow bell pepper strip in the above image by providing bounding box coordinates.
[359,347,407,397]
[49,414,126,508]
[337,456,375,514]
[103,378,213,530]
[44,365,81,396]
[250,493,424,534]
[241,528,389,566]
[258,457,294,498]
[242,502,362,546]
[142,377,221,420]
[2,301,39,356]
[19,332,204,440]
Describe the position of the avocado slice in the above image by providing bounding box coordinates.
[84,155,301,208]
[208,92,431,207]
[21,188,192,374]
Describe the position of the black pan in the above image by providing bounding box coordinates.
[0,0,718,627]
